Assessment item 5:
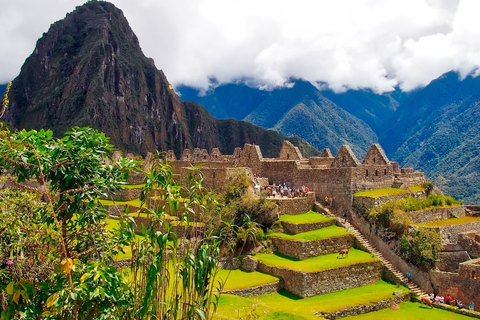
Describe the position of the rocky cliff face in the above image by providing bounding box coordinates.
[2,1,316,158]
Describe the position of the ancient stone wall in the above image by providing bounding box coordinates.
[350,210,434,292]
[430,270,461,298]
[278,141,303,160]
[271,234,354,260]
[295,167,353,213]
[267,192,315,216]
[256,260,383,298]
[107,187,142,201]
[166,143,425,215]
[222,281,283,297]
[127,172,145,185]
[281,218,335,234]
[308,157,334,167]
[458,231,480,258]
[432,259,480,312]
[261,160,297,185]
[422,221,480,245]
[437,251,471,272]
[409,206,465,224]
[353,193,408,210]
[105,204,140,217]
[319,294,411,319]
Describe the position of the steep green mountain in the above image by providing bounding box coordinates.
[179,81,379,157]
[177,83,268,120]
[381,71,480,203]
[2,1,317,158]
[243,80,377,157]
[320,88,400,131]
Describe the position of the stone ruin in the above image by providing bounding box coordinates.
[165,141,425,213]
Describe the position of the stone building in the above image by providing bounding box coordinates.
[167,141,424,213]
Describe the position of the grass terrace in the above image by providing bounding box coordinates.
[344,302,474,320]
[98,198,142,207]
[415,216,480,227]
[254,248,376,272]
[278,211,335,224]
[269,225,349,241]
[217,269,280,291]
[354,187,409,198]
[215,280,409,320]
[105,218,144,259]
[408,185,424,192]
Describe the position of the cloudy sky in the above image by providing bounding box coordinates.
[1,0,480,92]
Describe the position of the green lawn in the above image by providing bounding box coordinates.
[253,249,377,272]
[409,185,424,192]
[344,302,474,320]
[98,198,143,207]
[269,225,349,241]
[217,269,280,291]
[279,211,335,224]
[215,280,409,320]
[354,188,408,198]
[105,218,144,259]
[415,216,480,227]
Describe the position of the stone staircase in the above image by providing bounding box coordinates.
[319,203,429,299]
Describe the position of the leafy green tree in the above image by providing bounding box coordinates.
[400,228,442,269]
[0,126,136,319]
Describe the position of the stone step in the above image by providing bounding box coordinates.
[334,216,430,299]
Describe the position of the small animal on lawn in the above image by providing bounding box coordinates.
[337,248,349,259]
[421,296,433,308]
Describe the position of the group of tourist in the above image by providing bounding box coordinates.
[430,293,475,311]
[260,183,309,198]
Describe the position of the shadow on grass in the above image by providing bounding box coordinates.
[277,289,302,300]
[264,311,308,320]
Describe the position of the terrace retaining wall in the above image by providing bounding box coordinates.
[281,218,335,234]
[269,192,315,216]
[421,221,480,245]
[353,193,408,210]
[318,294,411,319]
[222,281,283,297]
[409,206,465,224]
[256,260,383,298]
[271,234,354,260]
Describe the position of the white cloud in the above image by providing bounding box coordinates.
[3,0,480,93]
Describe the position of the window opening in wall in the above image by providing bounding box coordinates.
[473,270,477,279]
[287,154,290,159]
[366,169,369,177]
[384,169,387,175]
[342,156,346,163]
[375,170,378,176]
[373,157,376,163]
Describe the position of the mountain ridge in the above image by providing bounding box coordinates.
[1,1,318,158]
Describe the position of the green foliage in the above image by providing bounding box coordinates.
[364,194,461,236]
[421,181,434,196]
[215,170,276,255]
[123,157,222,319]
[0,126,137,319]
[400,229,442,269]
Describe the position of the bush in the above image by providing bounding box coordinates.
[400,228,442,269]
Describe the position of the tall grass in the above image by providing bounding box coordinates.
[121,160,224,319]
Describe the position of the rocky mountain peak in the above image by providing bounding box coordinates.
[2,1,317,158]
